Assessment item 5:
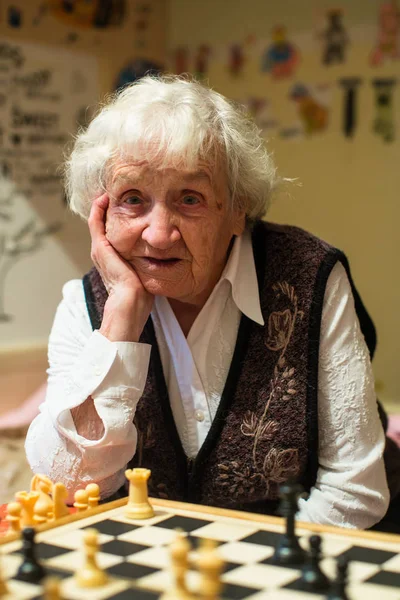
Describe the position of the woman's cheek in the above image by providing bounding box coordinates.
[105,215,134,252]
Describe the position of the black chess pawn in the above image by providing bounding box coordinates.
[273,480,307,566]
[300,535,330,592]
[326,556,349,600]
[16,527,46,584]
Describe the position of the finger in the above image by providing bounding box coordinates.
[88,193,109,241]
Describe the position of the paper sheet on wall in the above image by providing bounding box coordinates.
[0,37,98,331]
[0,36,98,210]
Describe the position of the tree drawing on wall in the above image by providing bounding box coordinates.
[0,175,61,322]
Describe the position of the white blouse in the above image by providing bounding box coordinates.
[25,231,389,528]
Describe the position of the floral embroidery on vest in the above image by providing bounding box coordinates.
[216,280,304,500]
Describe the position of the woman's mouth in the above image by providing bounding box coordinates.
[136,257,182,270]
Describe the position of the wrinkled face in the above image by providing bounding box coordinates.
[105,159,245,306]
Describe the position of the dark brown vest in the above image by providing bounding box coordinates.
[83,221,378,515]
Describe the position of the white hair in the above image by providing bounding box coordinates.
[65,74,280,223]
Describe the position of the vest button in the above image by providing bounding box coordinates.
[194,410,205,422]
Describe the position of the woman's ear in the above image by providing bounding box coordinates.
[233,209,246,236]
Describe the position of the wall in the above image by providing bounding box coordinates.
[0,0,166,407]
[167,0,400,409]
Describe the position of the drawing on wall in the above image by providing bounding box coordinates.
[7,5,23,28]
[0,37,98,323]
[240,97,279,134]
[32,2,49,26]
[0,175,61,321]
[372,78,396,142]
[49,0,126,28]
[370,1,400,66]
[114,58,162,91]
[173,46,190,75]
[228,43,245,76]
[134,1,153,50]
[339,78,362,138]
[193,44,212,79]
[261,26,300,79]
[286,82,331,137]
[320,9,349,65]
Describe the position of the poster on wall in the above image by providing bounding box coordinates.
[0,36,99,322]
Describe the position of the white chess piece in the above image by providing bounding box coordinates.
[160,531,195,600]
[124,468,154,519]
[75,529,108,588]
[196,538,224,600]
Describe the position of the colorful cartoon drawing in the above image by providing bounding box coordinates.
[372,79,396,142]
[49,0,126,29]
[173,47,189,75]
[261,26,299,79]
[8,5,22,28]
[370,1,400,66]
[321,9,349,65]
[289,83,329,135]
[114,58,162,92]
[244,97,279,133]
[194,44,212,79]
[229,44,245,76]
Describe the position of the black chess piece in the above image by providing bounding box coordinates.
[326,556,349,600]
[300,535,330,592]
[16,527,46,583]
[273,480,306,566]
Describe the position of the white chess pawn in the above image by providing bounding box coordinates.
[160,531,194,600]
[124,468,154,519]
[75,528,108,588]
[73,489,89,512]
[33,502,49,525]
[196,538,224,600]
[85,483,100,508]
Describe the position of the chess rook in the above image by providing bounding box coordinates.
[125,468,154,519]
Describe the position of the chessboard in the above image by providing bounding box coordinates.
[0,496,399,599]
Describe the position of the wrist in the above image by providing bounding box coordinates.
[99,298,142,342]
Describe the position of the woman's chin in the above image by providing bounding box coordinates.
[140,276,188,299]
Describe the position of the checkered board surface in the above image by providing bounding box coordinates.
[0,499,399,599]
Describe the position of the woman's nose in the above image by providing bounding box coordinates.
[141,204,181,249]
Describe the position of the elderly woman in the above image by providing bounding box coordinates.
[26,75,391,529]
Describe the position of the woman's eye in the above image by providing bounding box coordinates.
[124,196,142,205]
[182,196,200,206]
